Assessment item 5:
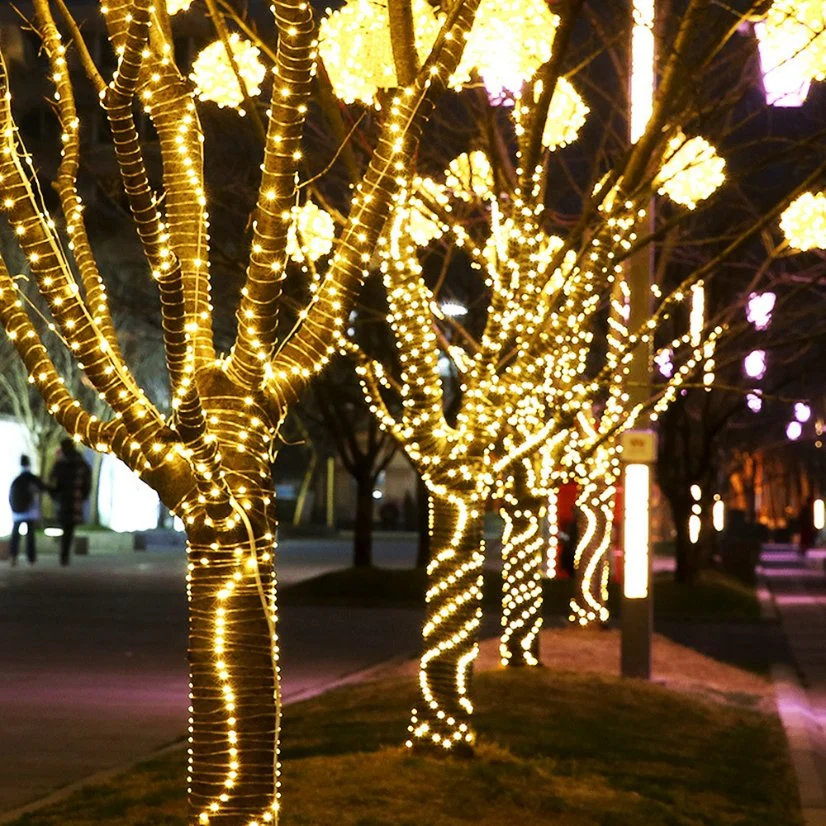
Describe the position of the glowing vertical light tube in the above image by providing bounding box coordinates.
[630,0,655,142]
[713,498,725,532]
[690,282,704,347]
[623,463,650,599]
[815,498,825,531]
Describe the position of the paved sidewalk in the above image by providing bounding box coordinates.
[762,544,826,826]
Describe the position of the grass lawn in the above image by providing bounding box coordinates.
[6,660,798,826]
[281,566,761,621]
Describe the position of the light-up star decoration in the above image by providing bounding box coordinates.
[191,34,267,110]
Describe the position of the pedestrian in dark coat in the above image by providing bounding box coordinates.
[8,454,49,566]
[49,439,92,566]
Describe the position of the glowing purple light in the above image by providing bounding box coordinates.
[655,348,674,378]
[787,421,803,441]
[755,21,811,108]
[746,291,776,331]
[744,350,767,380]
[795,403,812,423]
[747,392,763,413]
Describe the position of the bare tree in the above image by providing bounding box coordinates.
[0,0,481,821]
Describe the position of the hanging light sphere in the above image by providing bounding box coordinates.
[190,34,266,110]
[795,402,812,423]
[780,192,826,251]
[743,349,767,379]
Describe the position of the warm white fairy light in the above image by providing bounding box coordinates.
[656,132,726,209]
[286,201,336,263]
[444,151,495,201]
[537,77,589,151]
[191,34,266,110]
[780,191,826,251]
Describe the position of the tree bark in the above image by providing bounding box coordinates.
[499,465,545,666]
[570,482,614,626]
[353,474,374,567]
[408,488,484,754]
[186,504,281,825]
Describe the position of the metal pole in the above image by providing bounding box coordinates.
[621,0,656,680]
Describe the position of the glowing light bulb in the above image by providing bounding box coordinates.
[743,350,767,380]
[795,402,812,423]
[787,420,803,440]
[747,392,763,413]
[746,291,776,330]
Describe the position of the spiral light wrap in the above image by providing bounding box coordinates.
[183,381,282,826]
[499,469,545,666]
[407,489,484,754]
[569,482,615,626]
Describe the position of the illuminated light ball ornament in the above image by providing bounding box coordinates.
[191,34,266,110]
[788,420,803,441]
[761,0,826,84]
[534,77,589,151]
[755,19,812,106]
[451,0,559,97]
[747,391,763,413]
[408,178,450,247]
[318,0,441,105]
[656,132,726,209]
[286,201,336,262]
[743,349,767,380]
[166,0,194,14]
[796,402,812,423]
[747,291,776,330]
[780,192,826,251]
[444,151,494,201]
[655,347,674,378]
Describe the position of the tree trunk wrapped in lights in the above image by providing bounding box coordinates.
[499,457,546,667]
[0,0,480,819]
[411,481,485,753]
[569,477,616,626]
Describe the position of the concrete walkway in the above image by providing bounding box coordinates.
[0,536,428,816]
[761,544,826,826]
